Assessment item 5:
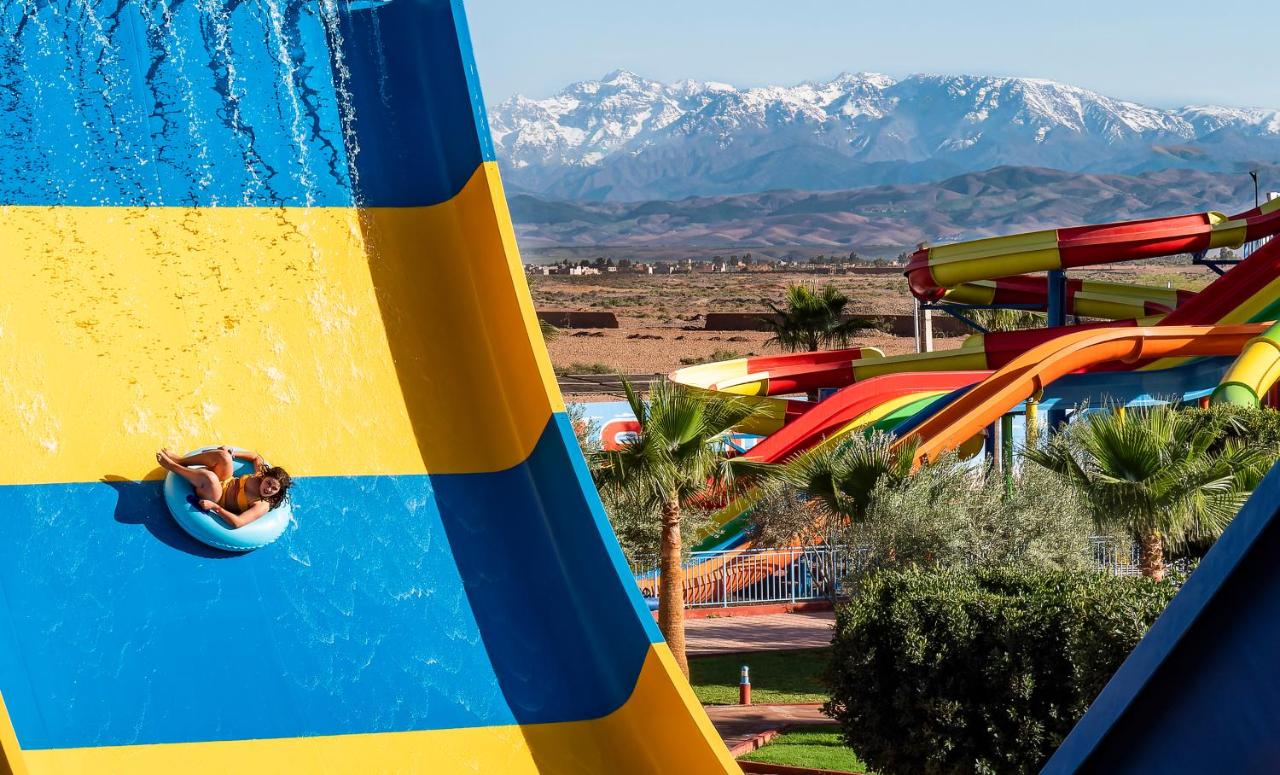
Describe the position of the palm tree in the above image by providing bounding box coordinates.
[1025,404,1270,581]
[761,282,867,354]
[761,283,868,401]
[750,432,921,570]
[773,432,918,524]
[591,379,765,676]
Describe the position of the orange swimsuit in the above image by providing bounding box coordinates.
[217,474,260,514]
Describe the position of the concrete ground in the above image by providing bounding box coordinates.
[685,611,836,656]
[683,612,842,761]
[703,703,838,757]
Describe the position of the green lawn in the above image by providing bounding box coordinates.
[689,647,829,705]
[738,729,870,773]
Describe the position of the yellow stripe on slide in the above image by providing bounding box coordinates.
[853,345,989,380]
[0,164,559,484]
[833,391,946,437]
[710,372,771,395]
[926,229,1062,288]
[701,393,931,530]
[1071,294,1149,321]
[943,282,998,306]
[1226,339,1280,397]
[14,646,734,775]
[0,693,27,775]
[1208,217,1248,249]
[670,358,752,390]
[1078,279,1179,304]
[1141,278,1280,371]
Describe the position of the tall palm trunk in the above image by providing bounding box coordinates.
[1138,530,1165,582]
[658,498,689,678]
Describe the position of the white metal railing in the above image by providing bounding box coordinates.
[1090,536,1140,576]
[632,539,1144,608]
[630,546,868,608]
[1243,235,1271,259]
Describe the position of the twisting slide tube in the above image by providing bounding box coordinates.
[945,276,1195,319]
[899,324,1269,466]
[1211,321,1280,407]
[906,200,1280,301]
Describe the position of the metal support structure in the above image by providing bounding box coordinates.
[1001,413,1015,497]
[922,301,1042,335]
[987,420,1000,473]
[1046,269,1067,328]
[936,304,989,334]
[1192,248,1237,276]
[1025,396,1039,448]
[913,298,934,353]
[1046,270,1069,433]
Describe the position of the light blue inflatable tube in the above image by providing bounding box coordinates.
[163,447,291,552]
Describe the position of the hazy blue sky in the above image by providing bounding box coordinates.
[464,0,1278,108]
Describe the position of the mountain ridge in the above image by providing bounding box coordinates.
[490,70,1280,201]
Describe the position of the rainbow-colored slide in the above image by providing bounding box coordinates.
[0,2,734,773]
[668,203,1280,563]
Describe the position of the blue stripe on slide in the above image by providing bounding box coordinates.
[432,413,662,720]
[0,0,488,208]
[0,418,652,749]
[338,0,498,207]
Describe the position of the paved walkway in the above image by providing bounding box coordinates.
[686,611,835,656]
[704,703,838,756]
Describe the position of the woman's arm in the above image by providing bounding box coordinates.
[199,499,269,529]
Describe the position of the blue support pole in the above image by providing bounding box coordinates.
[1046,270,1069,432]
[1046,269,1067,328]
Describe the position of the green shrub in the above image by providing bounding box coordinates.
[565,402,600,454]
[825,566,1175,774]
[598,482,712,567]
[552,361,613,376]
[852,462,1095,573]
[1183,404,1280,453]
[538,318,561,342]
[679,349,740,366]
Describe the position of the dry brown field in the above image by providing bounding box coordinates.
[528,264,1215,382]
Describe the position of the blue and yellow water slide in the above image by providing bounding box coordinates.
[0,1,734,772]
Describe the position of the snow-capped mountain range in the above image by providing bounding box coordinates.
[488,70,1280,201]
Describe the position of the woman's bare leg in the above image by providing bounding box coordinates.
[156,450,223,502]
[164,447,234,481]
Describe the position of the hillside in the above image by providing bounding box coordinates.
[509,165,1276,252]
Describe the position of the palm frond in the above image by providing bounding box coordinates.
[1024,403,1269,545]
[596,377,774,510]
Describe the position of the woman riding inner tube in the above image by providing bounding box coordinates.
[157,446,293,551]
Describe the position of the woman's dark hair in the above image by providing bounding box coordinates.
[261,466,293,510]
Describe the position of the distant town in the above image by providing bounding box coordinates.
[525,252,910,276]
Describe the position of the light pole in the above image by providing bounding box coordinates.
[1250,169,1260,208]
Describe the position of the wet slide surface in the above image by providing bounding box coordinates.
[0,1,733,772]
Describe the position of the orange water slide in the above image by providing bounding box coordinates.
[902,324,1270,466]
